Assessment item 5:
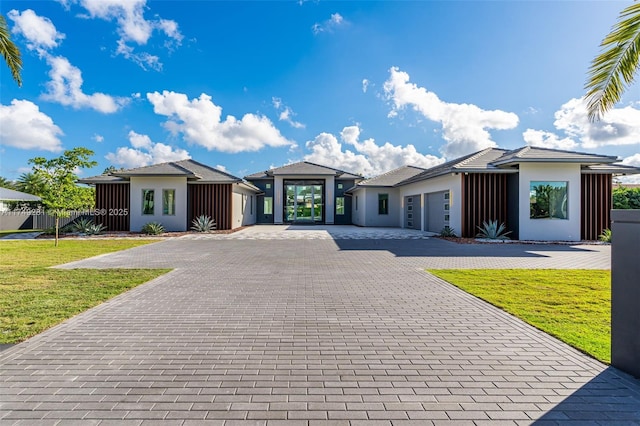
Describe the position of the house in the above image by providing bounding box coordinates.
[79,159,260,232]
[81,145,640,240]
[245,162,363,225]
[0,187,41,212]
[348,146,640,241]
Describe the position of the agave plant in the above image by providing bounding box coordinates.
[191,215,217,232]
[71,218,95,233]
[476,220,511,240]
[141,221,165,235]
[86,223,107,235]
[439,226,457,237]
[599,228,612,243]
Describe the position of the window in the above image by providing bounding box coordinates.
[266,183,271,189]
[407,197,413,203]
[407,213,413,219]
[408,205,413,211]
[444,214,450,222]
[264,197,273,215]
[444,192,450,200]
[162,189,175,215]
[337,183,343,190]
[444,203,450,211]
[530,181,568,219]
[142,189,154,215]
[336,197,345,215]
[378,193,389,215]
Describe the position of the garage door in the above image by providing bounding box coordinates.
[403,195,421,230]
[425,190,450,233]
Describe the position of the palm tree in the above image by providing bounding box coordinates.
[16,172,45,196]
[0,177,16,190]
[0,14,22,87]
[585,2,640,122]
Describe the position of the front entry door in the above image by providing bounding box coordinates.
[285,183,324,223]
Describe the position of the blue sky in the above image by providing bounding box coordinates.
[1,0,639,181]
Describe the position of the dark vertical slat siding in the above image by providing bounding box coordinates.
[94,183,130,231]
[188,184,232,230]
[581,174,612,240]
[461,173,508,238]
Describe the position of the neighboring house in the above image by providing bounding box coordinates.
[79,160,260,232]
[245,162,363,225]
[0,187,41,212]
[348,146,640,241]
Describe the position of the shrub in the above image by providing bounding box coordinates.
[439,226,457,237]
[476,220,512,240]
[599,228,612,243]
[191,215,217,232]
[141,222,165,235]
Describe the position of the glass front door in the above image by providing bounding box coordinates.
[285,182,323,223]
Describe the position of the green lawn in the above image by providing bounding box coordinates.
[0,240,170,344]
[428,269,611,363]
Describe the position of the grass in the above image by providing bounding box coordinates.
[0,229,42,237]
[0,240,170,344]
[428,269,611,363]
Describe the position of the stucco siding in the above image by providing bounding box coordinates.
[361,188,401,227]
[130,176,187,232]
[231,185,257,229]
[519,163,581,241]
[351,188,366,226]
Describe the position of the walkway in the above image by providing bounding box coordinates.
[1,237,637,425]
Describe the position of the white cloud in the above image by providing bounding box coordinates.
[8,9,65,52]
[522,129,578,150]
[147,91,294,153]
[551,98,640,149]
[383,67,519,159]
[92,134,104,142]
[105,130,190,169]
[622,154,640,167]
[617,154,640,183]
[215,164,227,172]
[312,12,347,34]
[272,97,305,129]
[66,0,183,70]
[0,99,63,152]
[42,55,129,113]
[304,125,443,177]
[362,79,369,93]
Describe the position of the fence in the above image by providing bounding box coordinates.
[0,210,87,231]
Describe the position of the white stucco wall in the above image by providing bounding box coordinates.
[398,174,460,232]
[231,185,257,228]
[130,176,187,232]
[351,188,366,226]
[518,163,581,241]
[360,187,401,227]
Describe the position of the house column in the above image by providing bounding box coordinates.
[325,176,335,224]
[274,176,284,224]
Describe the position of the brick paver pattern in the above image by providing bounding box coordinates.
[1,234,639,425]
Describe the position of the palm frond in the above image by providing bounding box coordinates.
[0,14,22,87]
[585,3,640,122]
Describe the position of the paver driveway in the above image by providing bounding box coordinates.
[1,235,639,425]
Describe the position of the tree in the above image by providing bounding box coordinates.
[585,2,640,121]
[0,176,16,189]
[0,14,22,87]
[15,172,45,196]
[29,148,97,246]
